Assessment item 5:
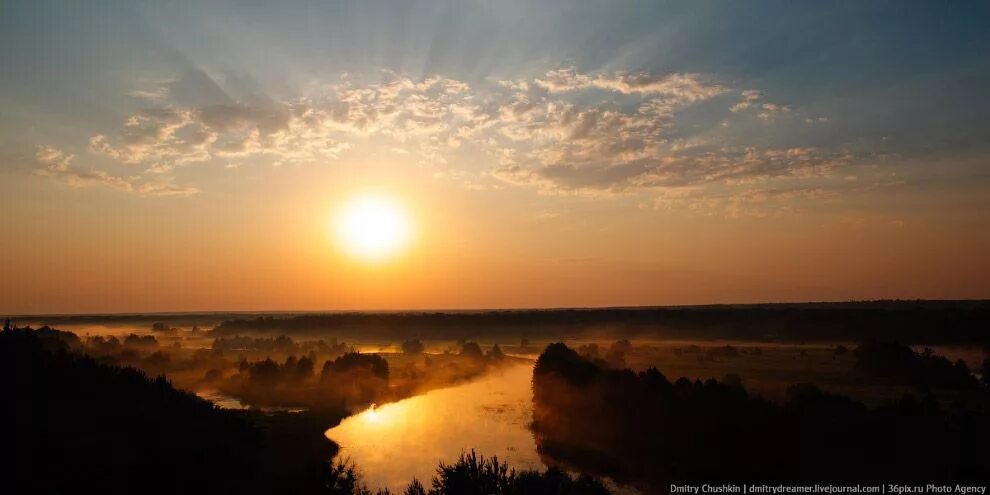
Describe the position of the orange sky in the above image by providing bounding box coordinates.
[2,2,989,314]
[3,154,988,314]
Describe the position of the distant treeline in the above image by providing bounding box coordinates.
[531,343,990,490]
[209,300,990,345]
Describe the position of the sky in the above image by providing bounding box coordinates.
[1,0,989,314]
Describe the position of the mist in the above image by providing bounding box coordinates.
[6,302,990,493]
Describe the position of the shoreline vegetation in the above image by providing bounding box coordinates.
[4,298,990,494]
[63,324,525,414]
[532,342,990,492]
[1,327,610,495]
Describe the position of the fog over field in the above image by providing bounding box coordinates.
[5,301,990,493]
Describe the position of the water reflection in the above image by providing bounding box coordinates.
[197,390,250,410]
[197,390,308,413]
[325,363,542,492]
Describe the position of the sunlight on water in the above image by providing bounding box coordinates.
[196,390,250,410]
[326,363,542,492]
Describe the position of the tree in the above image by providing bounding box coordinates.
[460,342,484,360]
[402,339,425,355]
[403,478,426,495]
[295,355,315,381]
[249,358,281,385]
[487,344,505,361]
[124,333,158,348]
[322,352,390,381]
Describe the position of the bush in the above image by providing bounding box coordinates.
[430,450,609,495]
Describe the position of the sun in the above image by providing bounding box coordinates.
[334,193,413,262]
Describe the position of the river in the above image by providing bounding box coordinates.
[324,362,545,492]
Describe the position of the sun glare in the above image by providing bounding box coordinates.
[363,404,386,424]
[334,193,413,262]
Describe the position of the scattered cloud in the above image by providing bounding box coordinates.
[35,145,198,196]
[757,103,791,121]
[127,78,173,102]
[730,90,762,112]
[494,146,852,196]
[34,67,853,206]
[136,180,201,197]
[729,90,792,122]
[534,68,726,101]
[646,185,844,218]
[35,146,135,192]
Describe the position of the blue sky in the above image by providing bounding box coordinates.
[4,1,988,162]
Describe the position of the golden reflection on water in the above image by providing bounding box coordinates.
[325,363,542,492]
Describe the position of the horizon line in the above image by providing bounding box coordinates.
[7,297,990,320]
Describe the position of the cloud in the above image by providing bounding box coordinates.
[126,77,174,102]
[757,103,791,121]
[96,69,720,177]
[35,145,198,196]
[493,146,852,195]
[646,185,845,218]
[533,68,726,101]
[728,90,791,121]
[730,90,762,112]
[593,72,726,100]
[35,146,135,192]
[127,88,169,102]
[37,67,851,206]
[532,68,594,93]
[137,181,201,197]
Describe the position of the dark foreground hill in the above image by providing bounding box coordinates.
[0,327,614,495]
[0,327,339,495]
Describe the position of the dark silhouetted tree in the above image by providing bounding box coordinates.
[487,344,505,361]
[532,342,990,490]
[460,342,484,360]
[402,339,425,355]
[296,355,315,381]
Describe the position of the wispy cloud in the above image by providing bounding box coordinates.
[647,185,844,218]
[730,90,762,112]
[36,67,854,205]
[35,146,135,192]
[533,68,726,100]
[35,145,198,196]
